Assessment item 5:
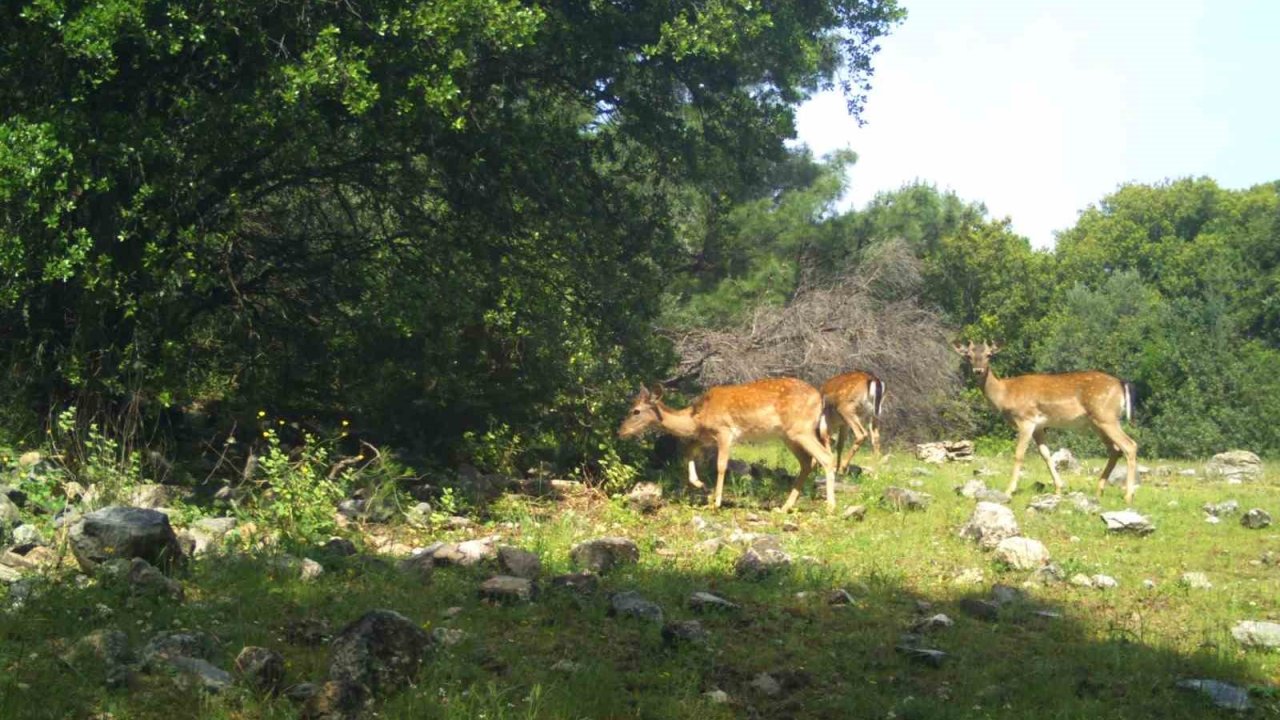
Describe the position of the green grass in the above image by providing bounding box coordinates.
[2,446,1279,719]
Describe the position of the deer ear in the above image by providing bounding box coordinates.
[637,386,650,401]
[988,341,1002,355]
[951,342,968,356]
[649,384,665,401]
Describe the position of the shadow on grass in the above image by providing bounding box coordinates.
[0,512,1274,719]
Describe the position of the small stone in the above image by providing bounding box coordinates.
[1176,679,1252,711]
[397,552,435,581]
[1027,494,1062,513]
[841,505,867,521]
[1100,510,1155,534]
[959,598,1001,622]
[704,689,730,704]
[609,591,663,624]
[1090,574,1118,589]
[952,568,985,586]
[993,537,1050,570]
[688,591,740,613]
[750,672,781,696]
[1050,448,1080,473]
[1179,572,1212,589]
[1241,508,1272,529]
[549,571,598,595]
[911,614,954,633]
[828,588,855,606]
[300,680,366,720]
[569,537,639,573]
[320,537,357,556]
[1205,450,1263,483]
[959,502,1020,550]
[735,537,791,579]
[990,584,1026,606]
[1205,515,1221,525]
[781,521,799,532]
[327,610,429,697]
[430,627,466,647]
[496,546,541,579]
[127,558,185,601]
[235,646,286,694]
[881,486,931,511]
[1070,574,1094,588]
[169,656,234,693]
[479,575,535,603]
[1231,620,1280,650]
[1202,499,1240,517]
[1143,579,1157,589]
[551,659,581,673]
[974,488,1011,504]
[625,482,663,514]
[896,645,948,667]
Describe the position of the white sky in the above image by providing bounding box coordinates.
[794,0,1280,249]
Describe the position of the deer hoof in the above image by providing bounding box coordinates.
[688,478,704,489]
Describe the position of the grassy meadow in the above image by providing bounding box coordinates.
[1,445,1278,719]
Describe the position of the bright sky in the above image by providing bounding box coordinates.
[794,0,1280,249]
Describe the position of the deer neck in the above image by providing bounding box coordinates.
[979,367,1009,407]
[655,403,700,439]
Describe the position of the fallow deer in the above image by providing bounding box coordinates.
[618,378,838,512]
[821,371,885,472]
[952,341,1138,504]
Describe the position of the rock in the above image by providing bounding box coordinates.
[1205,515,1221,525]
[479,575,535,603]
[569,537,639,573]
[301,680,367,720]
[973,488,1011,504]
[62,628,132,673]
[896,645,947,668]
[285,682,322,703]
[609,591,663,624]
[911,614,954,633]
[444,515,473,530]
[431,537,499,567]
[497,546,541,579]
[186,516,238,555]
[327,610,431,696]
[1202,499,1240,517]
[1065,492,1102,515]
[841,504,867,521]
[662,620,709,646]
[828,588,856,606]
[1028,494,1062,513]
[11,524,42,547]
[750,672,782,696]
[734,536,791,579]
[695,538,724,554]
[550,659,581,673]
[127,483,176,509]
[268,554,324,582]
[235,646,287,694]
[0,544,60,573]
[283,618,332,647]
[142,631,218,668]
[549,571,598,595]
[69,506,185,573]
[959,598,1001,622]
[404,502,433,527]
[959,502,1020,550]
[704,689,731,704]
[127,557,184,601]
[1231,620,1280,650]
[1069,573,1094,588]
[429,627,466,648]
[397,551,435,581]
[1176,679,1252,711]
[952,568,985,586]
[1205,450,1263,483]
[1241,508,1272,529]
[956,479,988,498]
[1101,510,1155,535]
[916,440,975,464]
[689,591,740,613]
[781,520,800,532]
[625,482,663,514]
[993,537,1050,570]
[1180,572,1212,589]
[1143,579,1157,589]
[1090,574,1118,589]
[0,495,22,530]
[1050,448,1080,473]
[881,486,931,511]
[990,584,1026,606]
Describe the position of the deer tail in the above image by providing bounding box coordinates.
[1122,381,1134,424]
[870,377,885,418]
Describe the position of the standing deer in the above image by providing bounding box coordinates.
[821,371,885,471]
[618,378,838,512]
[952,341,1138,504]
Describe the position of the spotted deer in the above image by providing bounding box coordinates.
[820,371,885,471]
[618,378,838,512]
[953,341,1138,504]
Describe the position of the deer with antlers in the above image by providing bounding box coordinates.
[953,341,1138,504]
[821,371,885,471]
[618,378,838,512]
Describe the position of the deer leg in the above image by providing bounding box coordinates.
[1094,427,1121,498]
[1097,421,1139,505]
[684,442,704,489]
[1008,425,1035,496]
[780,442,813,513]
[711,438,733,509]
[795,433,837,512]
[870,418,882,460]
[844,411,870,468]
[832,424,850,473]
[1033,428,1063,494]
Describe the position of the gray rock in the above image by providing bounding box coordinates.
[688,591,740,613]
[734,536,791,579]
[625,482,663,514]
[841,504,867,521]
[916,440,975,464]
[1205,450,1263,483]
[661,620,708,646]
[1069,573,1094,588]
[429,627,466,648]
[1090,574,1118,589]
[0,491,23,521]
[404,502,433,527]
[1065,492,1102,515]
[1176,679,1252,711]
[479,575,535,603]
[750,672,782,696]
[959,598,1001,622]
[142,631,217,669]
[268,554,324,582]
[704,689,731,704]
[1028,494,1063,513]
[1231,620,1280,650]
[328,610,430,696]
[549,571,598,595]
[828,588,856,606]
[1241,508,1272,529]
[959,502,1020,550]
[990,584,1026,606]
[127,483,176,510]
[431,537,498,567]
[69,506,185,573]
[235,646,287,694]
[609,591,663,624]
[952,567,985,586]
[396,552,435,581]
[497,546,541,579]
[1101,510,1155,535]
[973,488,1011,504]
[186,516,237,555]
[1202,499,1240,517]
[881,486,931,511]
[301,679,367,720]
[284,681,321,703]
[994,537,1050,569]
[1050,448,1080,473]
[911,614,954,633]
[320,537,358,557]
[11,524,43,546]
[62,628,133,672]
[569,537,639,573]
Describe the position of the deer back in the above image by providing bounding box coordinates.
[998,370,1126,423]
[692,377,823,440]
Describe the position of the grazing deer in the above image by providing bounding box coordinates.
[821,371,885,471]
[952,341,1138,504]
[618,378,838,512]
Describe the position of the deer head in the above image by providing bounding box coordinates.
[953,340,1001,376]
[617,385,665,438]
